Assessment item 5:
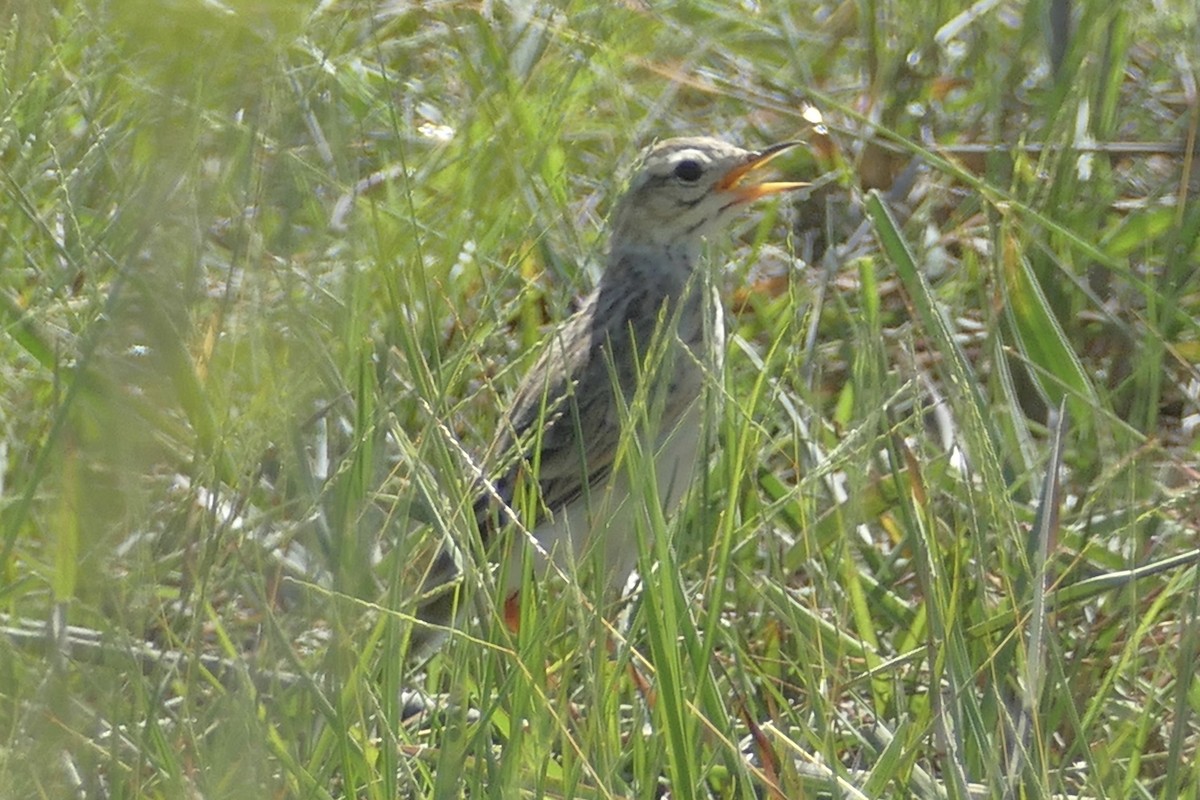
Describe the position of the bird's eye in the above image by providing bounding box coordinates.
[673,159,703,182]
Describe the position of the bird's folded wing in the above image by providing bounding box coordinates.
[473,296,612,537]
[474,278,688,542]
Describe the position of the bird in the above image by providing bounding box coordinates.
[409,136,803,658]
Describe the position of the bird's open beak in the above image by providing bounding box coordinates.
[716,141,807,202]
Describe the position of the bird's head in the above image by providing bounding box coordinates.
[610,136,805,252]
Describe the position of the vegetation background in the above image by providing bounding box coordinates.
[2,0,1198,797]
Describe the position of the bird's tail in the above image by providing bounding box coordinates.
[404,478,509,662]
[404,543,463,662]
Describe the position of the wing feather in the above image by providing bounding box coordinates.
[473,274,680,542]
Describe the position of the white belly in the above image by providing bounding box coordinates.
[500,394,706,597]
[500,288,724,597]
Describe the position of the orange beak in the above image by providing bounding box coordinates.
[715,141,807,202]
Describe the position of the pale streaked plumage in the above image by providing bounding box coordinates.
[411,137,802,656]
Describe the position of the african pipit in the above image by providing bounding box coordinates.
[412,137,803,655]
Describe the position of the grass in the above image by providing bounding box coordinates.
[2,0,1199,797]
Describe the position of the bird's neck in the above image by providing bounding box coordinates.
[604,240,703,294]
